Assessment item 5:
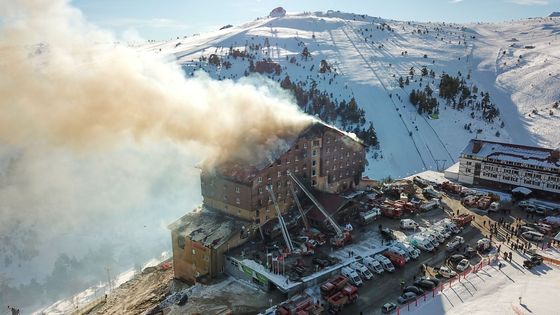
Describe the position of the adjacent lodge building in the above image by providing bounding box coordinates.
[169,122,366,284]
[457,139,560,197]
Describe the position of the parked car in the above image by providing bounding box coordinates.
[413,279,436,290]
[374,254,396,272]
[394,242,420,260]
[363,256,384,274]
[410,236,435,252]
[382,302,397,313]
[463,246,477,258]
[388,246,410,262]
[476,238,492,252]
[397,292,417,304]
[341,266,363,286]
[448,254,466,264]
[400,219,419,230]
[350,262,373,280]
[312,257,329,268]
[522,231,544,242]
[421,277,440,286]
[523,254,544,269]
[455,259,471,272]
[446,238,462,252]
[437,266,457,278]
[519,225,538,233]
[403,285,424,295]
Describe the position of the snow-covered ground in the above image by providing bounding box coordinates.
[141,12,560,180]
[400,253,560,315]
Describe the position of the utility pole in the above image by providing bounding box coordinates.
[435,159,448,172]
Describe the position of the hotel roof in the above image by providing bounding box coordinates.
[168,206,250,248]
[461,139,560,170]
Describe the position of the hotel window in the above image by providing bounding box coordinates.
[235,186,240,193]
[313,140,320,146]
[304,143,307,149]
[258,176,262,183]
[312,149,317,157]
[258,187,263,194]
[312,169,316,176]
[312,160,316,166]
[278,171,282,178]
[236,198,240,205]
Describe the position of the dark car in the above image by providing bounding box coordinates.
[397,292,417,304]
[527,254,543,265]
[420,276,440,286]
[381,227,397,241]
[312,258,329,268]
[449,254,466,264]
[403,285,424,295]
[414,279,436,290]
[463,246,477,258]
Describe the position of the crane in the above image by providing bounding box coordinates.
[287,171,351,247]
[266,185,294,253]
[288,182,310,230]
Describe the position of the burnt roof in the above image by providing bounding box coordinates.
[168,206,249,248]
[212,121,364,184]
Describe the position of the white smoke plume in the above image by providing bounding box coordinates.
[0,0,313,311]
[0,0,313,163]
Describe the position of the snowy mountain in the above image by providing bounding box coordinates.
[141,11,560,179]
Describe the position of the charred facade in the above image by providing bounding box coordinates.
[200,122,366,225]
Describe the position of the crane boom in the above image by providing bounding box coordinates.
[287,171,343,236]
[266,185,294,253]
[288,182,310,230]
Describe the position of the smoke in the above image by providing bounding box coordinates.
[0,0,313,164]
[0,0,313,310]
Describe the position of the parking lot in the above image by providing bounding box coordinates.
[340,195,487,315]
[337,187,560,315]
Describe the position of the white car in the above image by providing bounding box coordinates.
[350,262,373,280]
[438,266,457,278]
[456,259,470,272]
[522,231,544,242]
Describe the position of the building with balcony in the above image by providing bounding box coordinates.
[457,139,560,197]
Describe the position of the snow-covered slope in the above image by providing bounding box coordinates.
[141,12,560,179]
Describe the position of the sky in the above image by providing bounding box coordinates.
[74,0,560,39]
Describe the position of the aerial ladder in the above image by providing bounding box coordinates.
[266,185,294,253]
[288,182,310,230]
[287,171,352,247]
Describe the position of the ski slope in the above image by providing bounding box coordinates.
[141,12,560,179]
